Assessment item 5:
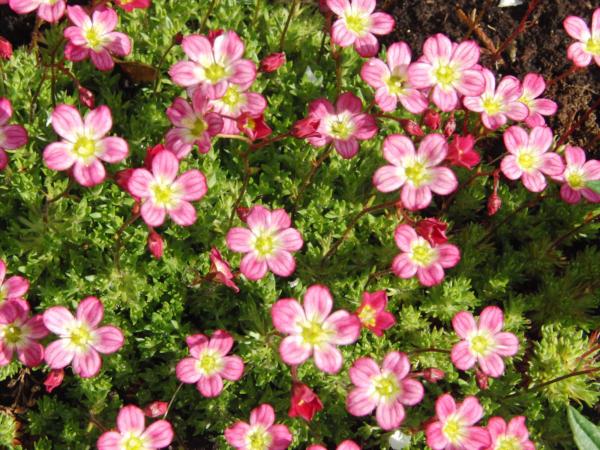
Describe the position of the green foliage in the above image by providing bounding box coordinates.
[568,406,600,450]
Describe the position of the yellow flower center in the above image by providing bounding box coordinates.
[404,160,430,187]
[222,86,242,107]
[358,305,377,327]
[72,136,97,161]
[246,427,272,450]
[204,63,227,84]
[585,37,600,55]
[121,433,145,450]
[345,14,369,35]
[565,168,586,189]
[386,74,406,95]
[69,323,93,350]
[300,320,330,346]
[329,117,354,140]
[433,63,458,89]
[253,233,276,257]
[443,416,465,444]
[469,332,494,357]
[410,240,437,267]
[150,182,179,208]
[482,96,504,115]
[518,93,533,108]
[516,149,539,172]
[196,350,222,376]
[2,324,22,345]
[84,27,103,50]
[495,436,523,450]
[372,373,400,400]
[190,118,208,137]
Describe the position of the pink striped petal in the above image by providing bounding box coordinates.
[182,35,213,65]
[51,104,83,141]
[208,329,233,355]
[529,126,553,153]
[271,299,305,334]
[142,420,174,448]
[0,260,5,284]
[561,184,581,204]
[176,357,202,383]
[270,424,293,450]
[334,138,359,159]
[392,253,418,279]
[382,351,410,379]
[522,73,546,97]
[369,12,394,35]
[221,355,244,381]
[435,394,456,420]
[457,69,485,97]
[0,99,11,126]
[417,263,445,286]
[38,0,65,23]
[353,114,378,140]
[354,33,379,58]
[451,340,476,370]
[151,150,179,182]
[401,184,432,210]
[452,311,477,338]
[500,154,523,180]
[244,93,267,116]
[383,134,415,165]
[408,61,434,89]
[44,339,75,369]
[457,396,484,425]
[375,89,398,111]
[250,404,275,428]
[93,326,124,354]
[17,341,44,367]
[426,422,448,450]
[84,106,111,139]
[400,89,429,114]
[224,422,251,447]
[246,205,270,232]
[277,228,303,252]
[479,352,505,377]
[451,40,480,69]
[503,126,528,153]
[376,401,405,430]
[326,310,360,345]
[97,431,122,450]
[97,137,128,163]
[462,427,491,450]
[419,133,448,166]
[437,244,460,268]
[240,252,268,280]
[478,306,503,333]
[431,85,458,112]
[43,306,75,335]
[226,227,254,252]
[326,0,349,16]
[564,146,586,166]
[25,315,48,339]
[494,332,519,356]
[72,348,101,377]
[361,58,388,88]
[73,159,106,187]
[3,276,29,298]
[332,20,356,47]
[540,152,564,176]
[8,0,41,14]
[521,170,546,192]
[213,31,244,65]
[0,341,12,365]
[64,43,89,62]
[0,125,27,149]
[374,165,405,192]
[266,250,296,277]
[349,357,380,387]
[563,16,591,41]
[400,378,424,405]
[584,159,600,180]
[387,41,412,67]
[313,343,343,373]
[141,201,166,227]
[168,201,197,226]
[128,169,153,198]
[117,405,146,434]
[169,61,203,87]
[346,386,377,416]
[90,50,114,71]
[303,284,333,322]
[66,5,90,27]
[197,374,223,397]
[105,32,131,57]
[308,98,335,119]
[229,59,257,90]
[423,34,452,62]
[175,170,207,201]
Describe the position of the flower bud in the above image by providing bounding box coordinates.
[207,29,224,44]
[44,369,64,393]
[422,367,445,383]
[400,119,424,137]
[447,134,480,170]
[288,382,323,422]
[78,86,95,109]
[143,401,168,418]
[292,117,320,139]
[144,143,165,169]
[476,368,489,390]
[115,168,141,202]
[0,37,13,60]
[416,218,448,245]
[423,109,441,130]
[236,207,251,223]
[237,113,272,141]
[147,230,164,259]
[487,192,502,216]
[260,52,286,73]
[444,113,456,137]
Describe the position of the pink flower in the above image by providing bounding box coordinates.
[451,306,519,378]
[165,90,224,158]
[237,113,272,141]
[346,351,424,430]
[360,41,428,113]
[43,296,125,378]
[408,34,485,112]
[426,394,491,450]
[518,74,557,128]
[128,150,208,227]
[288,382,323,422]
[169,31,257,99]
[487,416,535,450]
[355,290,395,336]
[373,134,458,210]
[0,98,28,171]
[463,69,528,130]
[224,403,293,450]
[226,206,303,281]
[308,441,361,450]
[392,224,460,287]
[500,126,564,193]
[271,284,361,374]
[327,0,395,57]
[64,6,132,71]
[97,405,174,450]
[207,247,239,293]
[415,217,448,245]
[8,0,65,23]
[260,52,286,72]
[306,93,377,159]
[209,84,266,120]
[447,134,480,170]
[114,0,150,12]
[176,330,244,397]
[0,300,48,367]
[43,104,128,187]
[554,145,600,204]
[563,8,600,67]
[0,259,30,303]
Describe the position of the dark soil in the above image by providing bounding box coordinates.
[381,0,600,151]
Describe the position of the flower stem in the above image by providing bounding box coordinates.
[199,0,220,33]
[30,67,49,124]
[228,150,251,227]
[322,197,399,262]
[507,367,600,398]
[279,0,299,51]
[331,42,342,96]
[491,0,540,62]
[407,347,450,355]
[163,382,184,419]
[291,145,333,216]
[556,97,600,148]
[547,211,600,253]
[547,65,584,88]
[153,41,176,94]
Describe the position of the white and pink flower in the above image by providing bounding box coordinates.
[43,296,124,378]
[563,8,600,67]
[226,206,303,281]
[518,74,557,128]
[392,224,460,287]
[128,150,208,227]
[169,31,256,99]
[97,405,174,450]
[554,145,600,204]
[306,93,377,159]
[224,403,292,450]
[8,0,65,23]
[346,351,424,430]
[327,0,395,57]
[0,300,48,367]
[408,34,485,112]
[176,330,244,398]
[271,284,361,374]
[487,416,535,450]
[373,133,458,210]
[463,69,528,130]
[43,104,129,187]
[165,90,223,158]
[0,98,28,171]
[64,6,132,71]
[500,126,564,193]
[0,259,30,304]
[360,41,428,113]
[425,394,491,450]
[451,306,519,378]
[308,441,361,450]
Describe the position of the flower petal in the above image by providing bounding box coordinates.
[117,405,146,434]
[452,311,477,339]
[142,420,174,448]
[313,343,343,374]
[72,159,106,187]
[279,335,311,365]
[376,401,405,430]
[303,284,333,322]
[349,357,380,387]
[240,252,268,281]
[93,326,124,354]
[176,357,202,383]
[451,341,476,370]
[197,374,223,397]
[346,386,377,416]
[72,348,102,378]
[51,104,83,141]
[76,296,103,327]
[271,299,305,334]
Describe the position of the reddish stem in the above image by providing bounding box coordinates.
[491,0,540,62]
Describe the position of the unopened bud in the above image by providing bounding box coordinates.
[173,32,183,45]
[260,52,286,73]
[292,117,320,138]
[422,368,445,383]
[400,119,424,137]
[143,401,168,418]
[147,230,164,259]
[444,113,456,137]
[476,368,489,390]
[236,207,251,222]
[487,192,502,216]
[0,36,13,60]
[423,109,440,130]
[78,86,95,109]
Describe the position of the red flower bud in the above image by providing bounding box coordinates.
[423,109,440,130]
[292,117,320,139]
[422,368,445,383]
[0,37,13,60]
[132,202,141,215]
[173,32,184,45]
[476,368,489,390]
[147,230,164,259]
[207,29,224,44]
[44,369,64,393]
[444,113,456,137]
[78,86,95,109]
[115,168,141,201]
[208,247,239,293]
[447,135,480,170]
[400,119,424,137]
[318,0,330,13]
[288,382,323,422]
[143,401,168,418]
[415,218,448,245]
[236,207,251,222]
[260,52,286,73]
[487,192,502,216]
[144,143,165,169]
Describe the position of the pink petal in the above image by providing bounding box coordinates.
[169,61,203,87]
[487,416,507,441]
[64,43,89,62]
[176,357,202,383]
[142,420,174,448]
[435,393,457,420]
[168,201,197,226]
[333,138,359,159]
[73,159,106,187]
[17,341,44,367]
[353,114,378,140]
[25,315,48,339]
[3,275,29,298]
[507,416,529,439]
[0,125,27,149]
[197,374,223,397]
[267,250,296,277]
[478,306,504,334]
[505,102,529,122]
[313,344,343,374]
[97,137,128,163]
[457,69,485,97]
[90,50,115,71]
[500,155,523,180]
[84,106,111,139]
[479,352,505,377]
[437,244,460,268]
[128,169,153,198]
[226,227,254,253]
[270,424,293,450]
[97,431,122,450]
[213,31,245,64]
[540,152,564,177]
[174,170,207,201]
[457,396,484,425]
[246,205,270,232]
[354,33,379,58]
[387,41,412,67]
[521,170,547,192]
[51,104,83,141]
[303,284,333,322]
[418,133,448,166]
[349,357,380,387]
[529,126,553,153]
[332,20,356,47]
[240,252,268,281]
[482,113,507,131]
[91,7,117,31]
[325,310,361,345]
[43,306,75,335]
[250,404,275,428]
[496,75,520,100]
[336,93,363,115]
[72,348,102,377]
[66,5,90,27]
[428,167,457,195]
[400,378,424,405]
[0,260,5,283]
[494,332,519,357]
[346,386,377,416]
[7,0,41,14]
[93,326,124,354]
[417,263,445,286]
[383,134,415,166]
[401,184,432,210]
[400,89,429,114]
[141,201,166,227]
[105,32,131,57]
[431,85,458,112]
[376,401,405,430]
[229,59,257,90]
[564,146,586,166]
[391,253,418,279]
[452,311,477,338]
[279,335,311,365]
[522,73,546,97]
[373,165,405,193]
[503,126,528,154]
[593,8,600,36]
[382,351,410,379]
[463,427,492,450]
[181,35,213,65]
[308,98,335,119]
[563,16,591,41]
[37,0,65,23]
[375,89,400,113]
[463,95,484,113]
[369,12,394,35]
[0,341,13,365]
[360,58,388,88]
[151,150,179,182]
[425,422,448,450]
[567,42,592,67]
[166,97,194,127]
[451,340,477,370]
[561,184,582,204]
[408,61,434,89]
[277,228,303,252]
[583,159,600,180]
[208,329,234,355]
[117,405,146,434]
[326,0,349,16]
[451,40,480,68]
[221,355,244,381]
[224,422,251,447]
[423,33,452,62]
[42,340,74,370]
[271,299,305,334]
[76,296,103,327]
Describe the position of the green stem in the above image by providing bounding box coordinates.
[153,41,176,94]
[507,367,600,398]
[163,382,184,419]
[291,145,333,216]
[547,211,600,252]
[199,0,220,33]
[279,0,299,52]
[228,151,251,227]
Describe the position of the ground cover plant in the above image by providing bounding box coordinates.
[0,0,599,448]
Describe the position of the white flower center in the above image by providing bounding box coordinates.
[251,229,279,258]
[515,148,541,172]
[404,159,431,187]
[585,37,600,55]
[468,330,495,357]
[482,95,504,116]
[344,13,370,36]
[204,63,228,84]
[386,72,407,96]
[442,415,466,444]
[299,319,332,347]
[409,238,438,267]
[432,61,459,90]
[68,322,94,351]
[245,426,272,450]
[71,135,98,163]
[564,166,586,189]
[120,432,147,450]
[1,323,23,345]
[195,349,223,376]
[149,180,181,209]
[325,113,355,140]
[495,435,523,450]
[84,25,106,51]
[371,372,401,402]
[358,305,377,327]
